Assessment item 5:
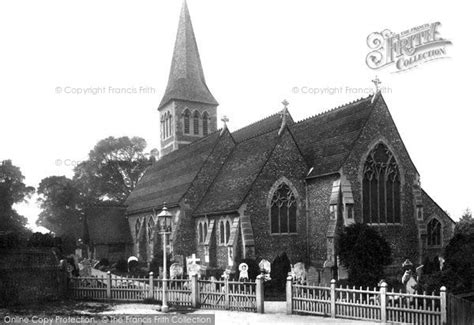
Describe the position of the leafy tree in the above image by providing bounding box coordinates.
[37,136,152,237]
[73,136,150,203]
[0,160,34,234]
[455,208,473,236]
[338,223,392,287]
[36,176,82,236]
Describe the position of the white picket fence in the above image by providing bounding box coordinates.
[69,272,264,312]
[287,278,447,324]
[69,272,192,306]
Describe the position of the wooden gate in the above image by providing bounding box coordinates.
[198,278,260,312]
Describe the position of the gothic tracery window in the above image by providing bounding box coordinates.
[183,109,191,134]
[363,143,401,224]
[427,218,442,246]
[193,111,200,135]
[270,183,297,234]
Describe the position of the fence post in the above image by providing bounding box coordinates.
[191,274,200,308]
[286,276,293,315]
[256,275,264,313]
[330,279,336,318]
[380,281,387,324]
[224,277,230,310]
[440,286,447,325]
[106,271,111,300]
[149,272,154,299]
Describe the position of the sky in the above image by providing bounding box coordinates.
[0,0,472,232]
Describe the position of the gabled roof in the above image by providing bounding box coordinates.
[290,95,375,178]
[195,129,280,215]
[125,131,223,214]
[158,1,218,109]
[86,205,131,245]
[232,111,294,143]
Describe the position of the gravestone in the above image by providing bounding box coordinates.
[170,263,184,279]
[306,266,319,285]
[259,259,271,281]
[239,263,249,281]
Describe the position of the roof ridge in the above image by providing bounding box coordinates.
[232,112,281,134]
[295,95,373,124]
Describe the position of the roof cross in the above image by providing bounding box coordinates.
[278,99,290,136]
[372,76,382,93]
[220,115,229,135]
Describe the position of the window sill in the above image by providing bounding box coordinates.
[270,233,298,236]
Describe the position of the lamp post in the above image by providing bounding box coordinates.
[157,203,172,313]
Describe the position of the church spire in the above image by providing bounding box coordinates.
[158,0,218,109]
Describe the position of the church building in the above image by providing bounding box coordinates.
[124,1,455,278]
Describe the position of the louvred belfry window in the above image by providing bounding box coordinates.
[363,143,401,224]
[202,111,209,136]
[183,109,191,134]
[270,183,297,234]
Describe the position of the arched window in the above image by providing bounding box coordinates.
[202,111,209,136]
[225,220,231,244]
[147,218,154,242]
[167,113,172,137]
[427,218,442,246]
[270,183,297,234]
[198,222,203,243]
[160,116,165,139]
[135,219,141,240]
[164,112,170,138]
[362,143,401,224]
[220,221,225,244]
[203,222,208,241]
[183,109,191,134]
[193,111,200,135]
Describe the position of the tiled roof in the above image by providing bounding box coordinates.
[86,206,131,245]
[232,112,294,143]
[158,1,218,109]
[125,131,222,214]
[290,95,375,178]
[195,129,279,215]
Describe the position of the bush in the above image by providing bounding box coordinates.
[150,253,172,275]
[115,258,128,273]
[338,223,392,288]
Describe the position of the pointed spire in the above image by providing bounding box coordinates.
[158,0,218,109]
[278,99,290,136]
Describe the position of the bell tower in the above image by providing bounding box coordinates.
[158,0,218,156]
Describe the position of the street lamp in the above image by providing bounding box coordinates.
[157,203,172,313]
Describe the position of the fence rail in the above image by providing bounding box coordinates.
[287,277,447,325]
[69,272,264,312]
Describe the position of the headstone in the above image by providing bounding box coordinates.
[292,262,307,284]
[187,263,201,278]
[259,259,271,281]
[306,266,319,285]
[402,270,417,294]
[239,263,249,281]
[79,259,92,276]
[170,263,184,279]
[221,268,231,280]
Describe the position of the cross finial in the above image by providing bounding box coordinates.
[278,100,290,136]
[220,115,229,135]
[372,76,382,92]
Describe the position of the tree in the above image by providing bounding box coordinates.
[37,136,152,237]
[338,223,392,287]
[0,160,34,234]
[73,136,150,203]
[455,208,473,236]
[36,176,82,236]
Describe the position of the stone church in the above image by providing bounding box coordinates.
[124,1,454,277]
